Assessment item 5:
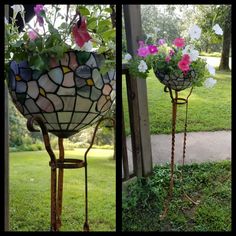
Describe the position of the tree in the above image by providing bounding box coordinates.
[219,5,231,71]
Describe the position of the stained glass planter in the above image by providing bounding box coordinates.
[154,69,197,91]
[8,50,116,138]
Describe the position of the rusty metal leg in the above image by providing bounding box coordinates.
[170,94,178,198]
[57,138,64,229]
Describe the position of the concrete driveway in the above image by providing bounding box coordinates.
[125,130,231,174]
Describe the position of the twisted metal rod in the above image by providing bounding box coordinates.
[160,86,193,220]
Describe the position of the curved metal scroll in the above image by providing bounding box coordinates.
[83,117,116,232]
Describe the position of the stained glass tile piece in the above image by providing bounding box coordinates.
[46,123,54,130]
[60,53,69,66]
[91,87,102,101]
[47,94,63,111]
[35,114,47,123]
[25,99,40,113]
[69,123,78,130]
[57,87,76,96]
[102,84,112,95]
[89,102,98,113]
[108,70,115,80]
[16,93,26,105]
[97,95,106,112]
[110,90,115,100]
[77,86,90,98]
[82,113,98,125]
[76,51,91,65]
[62,72,75,87]
[102,73,110,84]
[87,79,94,86]
[49,57,60,68]
[74,96,92,112]
[69,52,78,70]
[16,81,27,93]
[39,88,46,96]
[58,112,72,123]
[75,76,87,88]
[38,74,58,92]
[92,69,103,89]
[50,123,60,130]
[36,95,54,112]
[16,75,22,81]
[60,124,68,130]
[62,66,71,74]
[48,68,63,85]
[94,53,105,68]
[23,105,29,115]
[85,54,97,68]
[71,112,87,123]
[19,68,32,81]
[27,81,39,99]
[10,61,19,75]
[75,65,91,78]
[43,113,58,124]
[101,100,112,112]
[61,96,76,111]
[15,102,23,113]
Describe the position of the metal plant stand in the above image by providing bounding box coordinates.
[160,86,193,220]
[27,116,115,231]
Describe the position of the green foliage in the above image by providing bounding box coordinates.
[122,161,231,231]
[5,4,116,77]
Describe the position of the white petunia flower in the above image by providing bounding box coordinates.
[138,60,148,73]
[204,78,217,88]
[213,24,223,35]
[83,41,93,52]
[124,53,132,61]
[188,49,199,61]
[206,64,216,76]
[189,25,201,40]
[182,45,199,61]
[11,5,24,15]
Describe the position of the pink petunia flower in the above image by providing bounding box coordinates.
[148,45,158,54]
[28,30,38,40]
[137,46,150,57]
[34,4,44,26]
[173,38,185,48]
[139,41,145,47]
[182,54,190,63]
[178,60,190,72]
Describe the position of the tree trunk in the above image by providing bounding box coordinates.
[219,10,231,71]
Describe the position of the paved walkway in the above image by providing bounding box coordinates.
[125,131,231,173]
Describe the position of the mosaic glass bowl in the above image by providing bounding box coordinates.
[154,69,197,91]
[8,50,116,138]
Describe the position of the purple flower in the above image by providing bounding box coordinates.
[34,4,44,26]
[169,49,175,56]
[158,39,165,45]
[148,45,158,54]
[137,46,149,58]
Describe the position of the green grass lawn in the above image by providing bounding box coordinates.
[123,69,231,135]
[9,149,115,232]
[122,160,231,232]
